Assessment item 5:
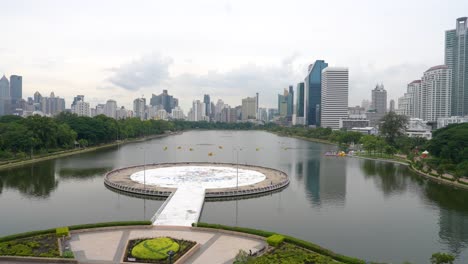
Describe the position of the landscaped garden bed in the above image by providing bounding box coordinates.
[234,243,338,264]
[124,237,196,263]
[0,233,60,258]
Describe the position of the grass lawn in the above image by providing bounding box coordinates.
[0,234,60,258]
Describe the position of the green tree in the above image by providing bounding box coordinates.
[430,252,455,264]
[379,112,408,146]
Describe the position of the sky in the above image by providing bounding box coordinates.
[1,0,467,112]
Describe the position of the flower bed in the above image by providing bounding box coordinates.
[0,234,60,258]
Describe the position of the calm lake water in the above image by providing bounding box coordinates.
[1,130,468,263]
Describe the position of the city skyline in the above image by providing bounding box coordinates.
[1,0,467,111]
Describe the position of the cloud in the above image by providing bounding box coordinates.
[171,58,301,108]
[108,53,173,91]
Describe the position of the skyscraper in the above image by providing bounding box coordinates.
[320,67,349,129]
[203,94,211,118]
[278,89,289,117]
[304,60,328,126]
[104,99,117,119]
[287,85,294,118]
[369,84,387,126]
[133,98,146,120]
[421,65,452,122]
[389,99,395,112]
[445,17,468,116]
[9,75,22,106]
[294,82,305,125]
[150,90,178,113]
[0,75,10,116]
[241,96,257,120]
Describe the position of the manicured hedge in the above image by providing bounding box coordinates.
[266,234,284,247]
[195,222,365,264]
[56,227,69,237]
[0,221,152,243]
[68,221,152,231]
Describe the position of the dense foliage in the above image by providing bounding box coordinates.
[425,123,468,177]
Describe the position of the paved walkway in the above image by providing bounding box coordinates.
[152,186,205,226]
[68,226,266,264]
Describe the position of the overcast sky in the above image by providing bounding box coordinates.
[1,0,467,112]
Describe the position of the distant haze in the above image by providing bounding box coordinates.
[0,0,466,111]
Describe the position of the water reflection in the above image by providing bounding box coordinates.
[424,183,468,257]
[59,167,111,180]
[361,160,416,196]
[0,161,57,198]
[304,156,346,207]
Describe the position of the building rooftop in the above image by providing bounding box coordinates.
[409,80,421,84]
[425,65,449,72]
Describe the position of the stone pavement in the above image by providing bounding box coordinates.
[67,226,266,264]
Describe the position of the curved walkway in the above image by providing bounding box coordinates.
[67,226,266,264]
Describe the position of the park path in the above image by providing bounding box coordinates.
[152,186,205,226]
[67,226,266,264]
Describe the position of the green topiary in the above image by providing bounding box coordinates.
[266,234,285,247]
[131,237,180,260]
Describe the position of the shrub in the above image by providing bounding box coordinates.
[68,221,151,231]
[266,234,285,247]
[62,250,74,258]
[56,227,69,237]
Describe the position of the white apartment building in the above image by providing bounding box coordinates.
[320,67,349,129]
[172,106,185,120]
[104,99,117,119]
[421,65,452,122]
[133,98,146,120]
[71,100,90,117]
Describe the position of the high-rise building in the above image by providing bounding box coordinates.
[0,75,10,116]
[171,106,185,120]
[71,100,90,116]
[293,82,305,125]
[203,94,211,118]
[133,98,146,120]
[241,96,257,120]
[150,90,178,113]
[72,95,84,108]
[445,17,468,116]
[9,75,22,106]
[420,65,452,122]
[370,84,387,126]
[278,89,288,117]
[287,85,294,118]
[116,106,130,120]
[104,99,117,119]
[389,99,395,112]
[304,60,328,126]
[255,92,259,119]
[188,100,207,121]
[320,67,349,129]
[408,80,422,118]
[41,92,65,116]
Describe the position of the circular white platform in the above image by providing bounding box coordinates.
[130,166,266,189]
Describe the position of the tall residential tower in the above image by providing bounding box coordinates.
[445,17,468,116]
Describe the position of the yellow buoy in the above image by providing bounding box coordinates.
[218,146,223,149]
[208,152,214,156]
[163,146,168,151]
[177,146,182,150]
[189,148,193,151]
[256,148,260,151]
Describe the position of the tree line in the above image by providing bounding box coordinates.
[0,112,466,177]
